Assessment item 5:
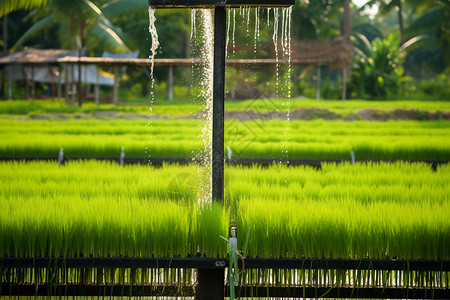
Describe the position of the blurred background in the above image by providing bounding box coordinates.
[1,0,449,105]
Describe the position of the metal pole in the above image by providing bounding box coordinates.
[212,6,226,204]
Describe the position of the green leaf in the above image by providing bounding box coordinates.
[101,0,148,19]
[12,15,54,51]
[0,0,47,17]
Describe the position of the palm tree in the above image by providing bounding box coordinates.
[0,0,47,18]
[362,0,406,42]
[11,0,139,106]
[1,0,48,97]
[405,0,450,76]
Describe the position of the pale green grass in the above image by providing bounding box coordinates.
[0,161,229,258]
[225,98,450,115]
[0,161,448,260]
[0,119,449,160]
[0,99,449,117]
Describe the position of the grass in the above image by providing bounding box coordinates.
[0,161,229,258]
[0,118,448,161]
[225,98,450,115]
[0,160,448,260]
[0,99,449,117]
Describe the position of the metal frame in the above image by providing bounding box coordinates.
[2,257,449,271]
[2,257,449,298]
[148,0,295,8]
[3,284,449,298]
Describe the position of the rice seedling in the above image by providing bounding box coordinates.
[0,161,229,258]
[0,161,448,293]
[0,161,448,261]
[0,118,449,161]
[1,99,449,116]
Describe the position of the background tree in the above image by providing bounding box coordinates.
[404,0,449,77]
[1,0,48,97]
[12,0,134,106]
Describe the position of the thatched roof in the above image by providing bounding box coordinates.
[57,56,198,67]
[0,48,75,65]
[291,37,352,68]
[0,38,352,68]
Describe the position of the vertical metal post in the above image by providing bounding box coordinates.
[197,8,226,299]
[212,6,226,204]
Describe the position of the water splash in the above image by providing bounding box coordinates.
[253,7,260,55]
[190,9,214,204]
[280,7,292,166]
[148,7,160,77]
[147,7,160,163]
[272,8,280,97]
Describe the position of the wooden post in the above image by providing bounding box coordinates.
[22,66,29,100]
[8,67,12,99]
[316,65,321,101]
[113,66,119,105]
[71,64,75,104]
[77,54,83,107]
[64,65,69,102]
[342,67,347,101]
[168,65,174,101]
[95,70,100,106]
[343,0,350,101]
[292,66,298,98]
[57,67,62,98]
[343,0,351,38]
[31,66,35,99]
[212,6,226,204]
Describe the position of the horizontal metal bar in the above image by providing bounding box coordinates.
[2,284,195,297]
[0,257,227,269]
[149,0,295,8]
[2,257,449,271]
[243,258,450,271]
[229,286,450,299]
[2,284,449,299]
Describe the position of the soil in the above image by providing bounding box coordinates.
[223,108,450,121]
[18,108,450,121]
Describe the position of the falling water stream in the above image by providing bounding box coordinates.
[148,7,293,202]
[146,7,160,162]
[191,9,214,204]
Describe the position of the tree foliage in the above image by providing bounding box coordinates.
[350,33,407,99]
[0,0,47,18]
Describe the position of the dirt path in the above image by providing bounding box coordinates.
[16,108,450,121]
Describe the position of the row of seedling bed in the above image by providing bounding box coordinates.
[1,161,449,297]
[1,119,449,161]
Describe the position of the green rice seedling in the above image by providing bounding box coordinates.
[0,161,228,258]
[2,99,449,117]
[228,162,450,260]
[0,118,449,160]
[0,161,448,264]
